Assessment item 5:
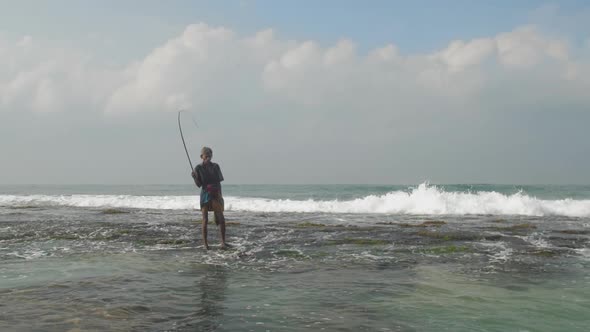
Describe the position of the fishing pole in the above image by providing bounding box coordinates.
[178,110,195,172]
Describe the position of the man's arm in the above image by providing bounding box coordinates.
[216,164,224,182]
[191,169,202,187]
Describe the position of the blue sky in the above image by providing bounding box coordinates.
[3,0,588,58]
[1,1,589,184]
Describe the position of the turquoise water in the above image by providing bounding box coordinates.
[1,184,589,331]
[4,183,590,199]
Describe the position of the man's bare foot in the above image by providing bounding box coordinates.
[204,244,210,250]
[220,243,230,250]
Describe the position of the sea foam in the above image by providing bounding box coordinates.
[1,184,589,217]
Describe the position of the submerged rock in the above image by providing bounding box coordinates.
[327,238,389,245]
[101,209,129,215]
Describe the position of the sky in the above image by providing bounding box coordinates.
[1,0,590,185]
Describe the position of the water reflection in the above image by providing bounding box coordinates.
[195,264,228,331]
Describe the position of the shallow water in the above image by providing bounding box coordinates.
[1,185,590,331]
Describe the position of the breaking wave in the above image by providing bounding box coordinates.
[1,184,589,217]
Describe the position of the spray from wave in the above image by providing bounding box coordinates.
[1,184,589,217]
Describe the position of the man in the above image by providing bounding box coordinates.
[191,147,228,250]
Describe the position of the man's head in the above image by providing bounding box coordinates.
[201,147,213,163]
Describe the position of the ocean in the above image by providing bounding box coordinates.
[1,184,589,331]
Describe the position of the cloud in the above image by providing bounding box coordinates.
[495,25,568,67]
[434,38,496,70]
[1,22,589,185]
[0,36,117,113]
[0,23,586,117]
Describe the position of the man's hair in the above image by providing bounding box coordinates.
[201,146,213,157]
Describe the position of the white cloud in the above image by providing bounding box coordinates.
[434,38,496,70]
[495,25,568,67]
[367,44,399,62]
[105,23,270,113]
[0,36,116,113]
[0,23,585,116]
[2,22,589,185]
[323,39,356,66]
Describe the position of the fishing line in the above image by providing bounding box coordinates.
[178,110,199,172]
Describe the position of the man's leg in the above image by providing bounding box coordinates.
[201,207,209,250]
[215,211,226,248]
[212,198,227,248]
